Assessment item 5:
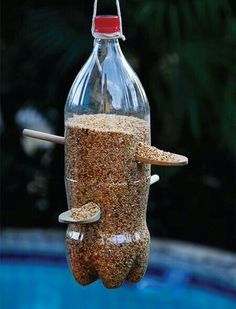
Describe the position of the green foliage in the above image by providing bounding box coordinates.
[2,0,235,154]
[133,0,236,152]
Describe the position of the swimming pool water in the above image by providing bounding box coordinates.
[1,261,235,309]
[1,231,236,309]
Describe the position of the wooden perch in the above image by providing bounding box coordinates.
[23,129,65,145]
[23,129,188,166]
[135,143,188,166]
[150,174,159,185]
[58,174,158,224]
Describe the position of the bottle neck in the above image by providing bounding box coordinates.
[93,38,123,59]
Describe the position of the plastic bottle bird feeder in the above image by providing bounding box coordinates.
[23,3,188,289]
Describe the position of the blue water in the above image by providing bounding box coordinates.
[0,262,235,309]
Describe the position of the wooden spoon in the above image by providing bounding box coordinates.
[136,143,188,166]
[58,202,101,224]
[23,130,188,166]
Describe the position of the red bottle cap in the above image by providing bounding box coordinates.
[94,15,120,33]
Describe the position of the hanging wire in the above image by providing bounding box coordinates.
[91,0,126,41]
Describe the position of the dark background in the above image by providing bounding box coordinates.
[1,0,235,252]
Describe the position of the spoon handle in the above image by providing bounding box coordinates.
[23,129,65,145]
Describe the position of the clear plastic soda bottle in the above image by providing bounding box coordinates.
[65,15,152,288]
